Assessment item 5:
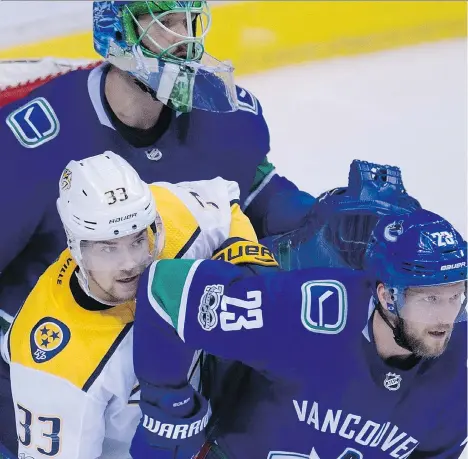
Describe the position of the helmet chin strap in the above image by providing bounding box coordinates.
[376,302,415,354]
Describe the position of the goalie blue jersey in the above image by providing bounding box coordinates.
[133,259,468,459]
[0,63,269,318]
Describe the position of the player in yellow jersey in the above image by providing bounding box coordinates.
[2,151,273,459]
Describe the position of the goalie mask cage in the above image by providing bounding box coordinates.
[0,59,101,108]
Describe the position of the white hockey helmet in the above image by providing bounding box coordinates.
[57,151,164,273]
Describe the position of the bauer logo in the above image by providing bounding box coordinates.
[6,97,60,148]
[300,280,347,334]
[441,262,466,271]
[30,317,71,363]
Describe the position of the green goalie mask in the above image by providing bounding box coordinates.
[93,1,238,113]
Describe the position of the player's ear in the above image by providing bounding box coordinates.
[377,283,392,310]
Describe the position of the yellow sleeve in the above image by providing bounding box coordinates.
[229,202,258,242]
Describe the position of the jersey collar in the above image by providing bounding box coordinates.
[87,63,115,130]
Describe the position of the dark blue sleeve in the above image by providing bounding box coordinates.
[152,260,363,377]
[179,262,307,374]
[131,266,211,458]
[246,172,317,238]
[134,267,198,387]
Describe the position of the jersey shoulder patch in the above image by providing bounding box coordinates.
[236,86,260,115]
[5,97,60,148]
[29,316,71,364]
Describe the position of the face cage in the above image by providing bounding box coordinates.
[383,281,468,324]
[122,1,211,64]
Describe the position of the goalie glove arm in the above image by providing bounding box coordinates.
[244,157,316,238]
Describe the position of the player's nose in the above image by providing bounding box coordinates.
[118,248,141,271]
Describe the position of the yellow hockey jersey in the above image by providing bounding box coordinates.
[2,178,256,459]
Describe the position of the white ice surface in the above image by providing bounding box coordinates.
[238,39,467,236]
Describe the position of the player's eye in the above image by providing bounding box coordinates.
[424,295,438,304]
[450,292,462,302]
[101,246,116,254]
[132,237,146,248]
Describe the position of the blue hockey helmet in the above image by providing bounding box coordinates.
[92,1,238,113]
[364,209,467,322]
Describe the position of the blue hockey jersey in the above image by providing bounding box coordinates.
[0,63,279,318]
[133,259,467,459]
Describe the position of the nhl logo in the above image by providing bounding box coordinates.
[384,372,402,391]
[145,148,163,161]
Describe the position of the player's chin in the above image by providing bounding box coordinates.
[421,334,451,358]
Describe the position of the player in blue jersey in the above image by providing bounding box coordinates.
[132,209,467,458]
[0,2,316,453]
[199,159,424,448]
